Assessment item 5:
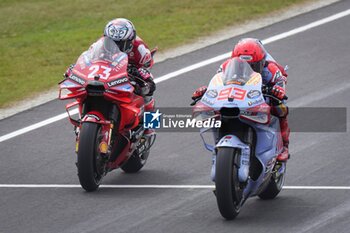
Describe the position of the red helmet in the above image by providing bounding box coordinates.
[231,38,267,73]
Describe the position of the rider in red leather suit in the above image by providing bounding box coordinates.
[65,18,156,104]
[65,18,156,135]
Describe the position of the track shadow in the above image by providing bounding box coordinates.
[218,194,314,225]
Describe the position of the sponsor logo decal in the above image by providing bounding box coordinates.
[107,77,128,87]
[239,55,253,61]
[69,74,86,85]
[225,101,238,106]
[247,90,261,99]
[248,98,264,106]
[226,79,245,86]
[201,96,215,105]
[112,58,128,72]
[113,53,127,63]
[246,74,261,85]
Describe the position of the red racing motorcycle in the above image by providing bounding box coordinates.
[59,37,156,192]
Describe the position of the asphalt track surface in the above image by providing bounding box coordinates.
[1,1,350,232]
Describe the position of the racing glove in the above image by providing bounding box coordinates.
[137,67,152,80]
[271,85,286,100]
[128,66,156,96]
[192,86,207,100]
[136,68,155,96]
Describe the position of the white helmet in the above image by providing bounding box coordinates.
[104,18,136,53]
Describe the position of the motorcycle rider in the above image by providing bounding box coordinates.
[103,18,156,99]
[192,38,290,162]
[64,18,156,135]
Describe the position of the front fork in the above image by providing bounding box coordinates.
[66,100,119,156]
[74,112,114,157]
[211,128,254,183]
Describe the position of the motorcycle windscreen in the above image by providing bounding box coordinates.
[222,58,254,86]
[74,37,129,79]
[83,37,123,64]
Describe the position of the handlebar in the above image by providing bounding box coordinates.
[263,94,284,105]
[190,97,201,106]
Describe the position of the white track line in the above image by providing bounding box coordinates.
[0,184,350,190]
[0,109,78,142]
[1,9,350,143]
[0,184,212,189]
[155,9,350,84]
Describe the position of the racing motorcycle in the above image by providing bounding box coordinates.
[192,57,287,219]
[59,37,156,192]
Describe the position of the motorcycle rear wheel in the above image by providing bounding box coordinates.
[215,148,243,220]
[121,150,149,173]
[77,122,105,192]
[258,162,286,200]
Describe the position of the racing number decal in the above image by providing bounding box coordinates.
[217,87,247,101]
[234,88,246,100]
[88,65,112,80]
[88,65,99,79]
[101,66,112,80]
[217,88,231,101]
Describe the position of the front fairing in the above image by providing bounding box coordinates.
[68,37,134,95]
[201,72,264,110]
[197,58,265,111]
[193,59,269,125]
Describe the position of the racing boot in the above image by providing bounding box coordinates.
[277,117,290,162]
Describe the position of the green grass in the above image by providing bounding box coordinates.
[0,0,309,108]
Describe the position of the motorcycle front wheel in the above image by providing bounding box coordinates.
[77,122,106,192]
[215,148,243,220]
